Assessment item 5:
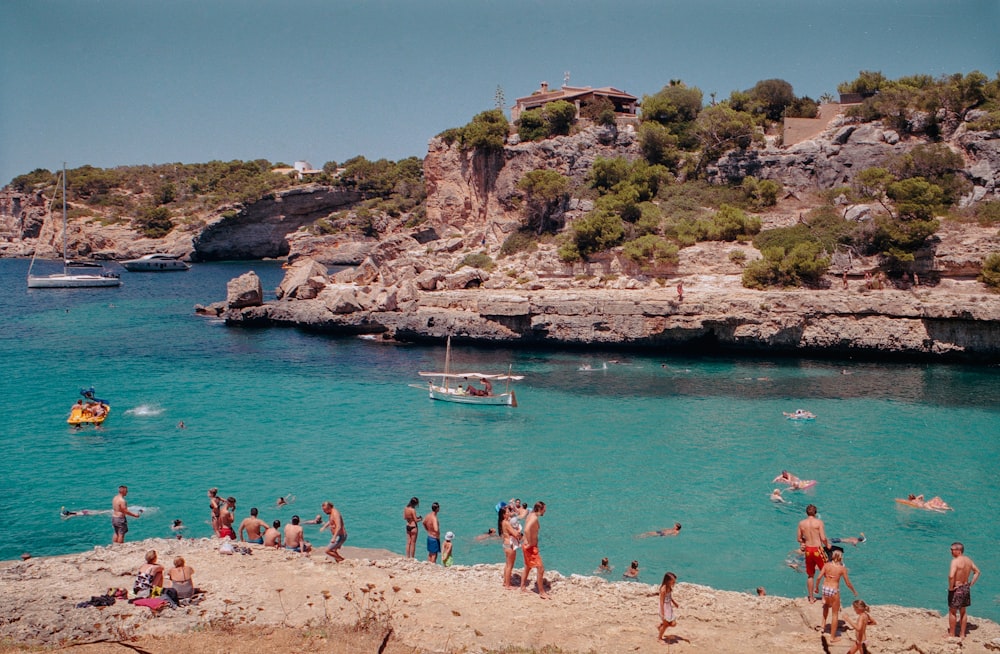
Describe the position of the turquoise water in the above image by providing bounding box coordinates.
[1,258,998,621]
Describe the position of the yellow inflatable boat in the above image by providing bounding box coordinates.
[68,403,111,425]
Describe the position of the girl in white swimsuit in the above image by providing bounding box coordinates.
[657,571,679,642]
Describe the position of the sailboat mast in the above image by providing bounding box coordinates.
[443,335,452,391]
[62,163,68,266]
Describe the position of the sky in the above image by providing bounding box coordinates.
[2,0,998,185]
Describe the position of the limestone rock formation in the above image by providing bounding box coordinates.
[226,271,263,309]
[192,185,360,261]
[215,112,1000,361]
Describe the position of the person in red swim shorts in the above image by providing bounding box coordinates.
[797,503,829,603]
[519,501,549,599]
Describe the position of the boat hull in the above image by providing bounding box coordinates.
[428,385,516,406]
[28,274,121,288]
[122,258,190,272]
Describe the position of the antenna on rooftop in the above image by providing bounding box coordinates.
[563,71,571,86]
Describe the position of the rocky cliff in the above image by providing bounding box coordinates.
[0,184,364,263]
[205,109,1000,362]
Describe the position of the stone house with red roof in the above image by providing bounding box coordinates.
[511,82,638,123]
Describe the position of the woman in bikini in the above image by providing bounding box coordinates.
[819,549,857,642]
[501,504,522,589]
[166,556,196,600]
[208,488,222,537]
[403,497,420,558]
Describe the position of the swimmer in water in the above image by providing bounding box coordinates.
[638,523,682,538]
[770,488,787,503]
[831,533,866,546]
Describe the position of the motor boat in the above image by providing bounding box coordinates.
[121,253,191,272]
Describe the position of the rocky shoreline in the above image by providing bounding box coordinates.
[203,260,1000,363]
[3,539,998,653]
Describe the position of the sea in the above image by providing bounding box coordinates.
[1,258,998,622]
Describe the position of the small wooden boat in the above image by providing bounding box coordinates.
[412,336,523,407]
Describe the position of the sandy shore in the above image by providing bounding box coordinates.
[2,538,997,653]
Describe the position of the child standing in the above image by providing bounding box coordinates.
[657,572,679,642]
[442,531,454,567]
[844,599,876,654]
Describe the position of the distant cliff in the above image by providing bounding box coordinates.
[203,108,1000,362]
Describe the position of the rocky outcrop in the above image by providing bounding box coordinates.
[191,185,360,261]
[425,125,642,246]
[221,279,1000,361]
[709,118,1000,201]
[226,271,263,309]
[211,117,1000,362]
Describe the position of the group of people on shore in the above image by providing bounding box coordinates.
[797,502,981,645]
[107,483,981,645]
[205,489,348,561]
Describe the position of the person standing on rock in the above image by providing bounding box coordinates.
[520,501,549,599]
[112,485,140,544]
[797,503,829,603]
[676,281,684,301]
[423,502,441,563]
[404,497,421,558]
[946,541,980,641]
[321,501,347,562]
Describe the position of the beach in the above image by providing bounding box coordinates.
[2,538,997,653]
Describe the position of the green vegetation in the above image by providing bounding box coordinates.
[134,206,174,238]
[839,70,1000,135]
[622,234,679,270]
[579,96,617,126]
[438,109,509,151]
[516,100,579,142]
[741,176,782,210]
[743,241,831,289]
[8,155,424,240]
[335,155,425,220]
[499,230,539,257]
[517,169,571,233]
[458,252,495,271]
[979,252,1000,290]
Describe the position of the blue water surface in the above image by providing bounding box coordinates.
[0,258,997,621]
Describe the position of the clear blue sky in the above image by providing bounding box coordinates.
[2,0,997,185]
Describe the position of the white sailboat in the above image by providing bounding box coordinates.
[413,335,523,406]
[27,165,122,289]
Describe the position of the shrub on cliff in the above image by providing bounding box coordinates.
[134,205,174,238]
[694,104,758,159]
[568,210,625,259]
[979,252,1000,289]
[580,96,617,126]
[623,235,679,270]
[640,83,703,150]
[515,100,580,142]
[459,252,495,272]
[10,168,56,193]
[499,230,539,257]
[754,206,853,255]
[741,176,782,210]
[438,109,509,151]
[742,242,830,289]
[842,70,996,135]
[518,169,570,233]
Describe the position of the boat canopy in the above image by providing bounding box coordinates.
[418,372,524,381]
